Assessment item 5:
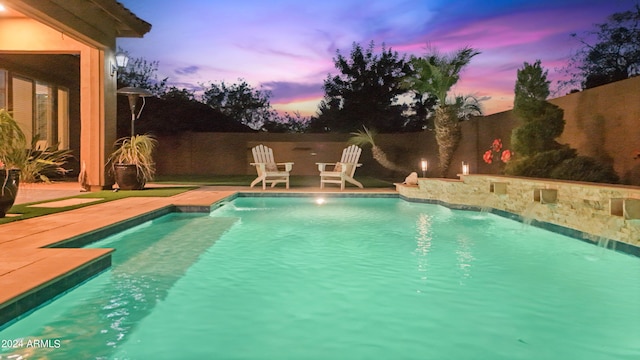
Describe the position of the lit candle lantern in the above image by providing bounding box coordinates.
[461,161,469,175]
[421,160,427,177]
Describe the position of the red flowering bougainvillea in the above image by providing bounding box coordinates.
[501,149,512,162]
[492,138,502,152]
[483,150,493,164]
[483,138,512,164]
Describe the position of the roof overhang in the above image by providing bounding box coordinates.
[1,0,151,47]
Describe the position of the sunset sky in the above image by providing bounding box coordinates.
[117,0,635,117]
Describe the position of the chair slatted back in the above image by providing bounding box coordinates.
[340,145,362,176]
[340,145,361,163]
[252,144,276,164]
[252,144,279,174]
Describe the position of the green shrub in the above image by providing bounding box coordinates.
[21,144,73,183]
[505,147,576,178]
[550,156,619,184]
[511,102,565,156]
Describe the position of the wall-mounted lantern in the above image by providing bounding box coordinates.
[111,51,129,76]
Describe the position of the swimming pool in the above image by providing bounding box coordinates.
[1,196,639,359]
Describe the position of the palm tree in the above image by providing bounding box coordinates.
[349,126,406,172]
[405,46,481,177]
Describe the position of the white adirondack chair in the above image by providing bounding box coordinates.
[316,145,363,190]
[250,144,294,189]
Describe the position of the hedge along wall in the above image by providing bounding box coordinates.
[155,76,640,184]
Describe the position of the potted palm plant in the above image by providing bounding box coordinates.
[107,134,157,190]
[0,109,27,217]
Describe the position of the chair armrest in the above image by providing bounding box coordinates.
[277,162,294,172]
[335,162,351,174]
[316,162,334,172]
[250,162,267,171]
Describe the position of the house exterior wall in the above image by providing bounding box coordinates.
[0,15,113,189]
[1,1,149,189]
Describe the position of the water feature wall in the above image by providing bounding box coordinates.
[396,175,640,253]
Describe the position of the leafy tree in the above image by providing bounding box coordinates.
[161,86,196,102]
[511,60,565,156]
[116,49,168,96]
[560,4,640,90]
[262,112,311,133]
[402,92,438,131]
[312,41,412,133]
[115,50,255,136]
[405,46,481,176]
[201,79,275,130]
[506,60,619,183]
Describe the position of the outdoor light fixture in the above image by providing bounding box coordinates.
[462,161,469,175]
[115,51,129,68]
[117,87,153,137]
[462,162,469,175]
[111,51,129,76]
[421,159,428,178]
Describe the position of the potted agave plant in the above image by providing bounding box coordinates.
[107,134,157,190]
[0,109,27,217]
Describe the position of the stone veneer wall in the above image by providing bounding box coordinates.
[396,175,640,254]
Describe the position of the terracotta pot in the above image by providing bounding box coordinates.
[113,164,145,190]
[0,169,20,217]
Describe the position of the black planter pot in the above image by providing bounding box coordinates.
[0,169,20,217]
[113,164,145,190]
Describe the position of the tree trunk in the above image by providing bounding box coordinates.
[434,106,462,177]
[371,145,407,173]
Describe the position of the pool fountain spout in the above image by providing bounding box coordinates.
[521,202,541,227]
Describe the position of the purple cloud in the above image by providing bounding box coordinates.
[175,65,200,75]
[261,81,324,103]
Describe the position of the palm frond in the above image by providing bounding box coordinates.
[452,94,483,120]
[349,125,377,147]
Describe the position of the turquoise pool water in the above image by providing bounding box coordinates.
[1,197,639,359]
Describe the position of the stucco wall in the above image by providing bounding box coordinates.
[155,76,640,184]
[156,132,436,178]
[551,76,640,184]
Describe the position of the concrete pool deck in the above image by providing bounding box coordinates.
[0,182,397,327]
